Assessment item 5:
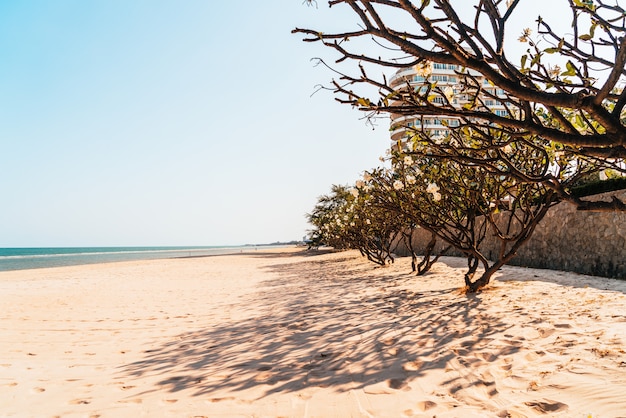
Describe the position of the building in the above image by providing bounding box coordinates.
[388,62,508,150]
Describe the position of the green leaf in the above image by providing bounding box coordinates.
[544,47,560,54]
[356,97,371,107]
[579,34,593,41]
[575,114,584,129]
[530,53,542,67]
[520,54,528,69]
[561,61,576,77]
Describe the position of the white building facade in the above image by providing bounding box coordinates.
[388,62,508,149]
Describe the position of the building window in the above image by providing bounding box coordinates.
[430,75,456,83]
[413,75,426,82]
[495,110,508,116]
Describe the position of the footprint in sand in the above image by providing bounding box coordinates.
[524,400,568,413]
[254,371,273,382]
[497,409,527,418]
[416,400,437,411]
[206,397,235,403]
[387,347,402,356]
[403,360,423,371]
[388,378,410,390]
[117,398,142,404]
[537,328,555,338]
[524,350,546,361]
[69,399,91,405]
[476,352,497,362]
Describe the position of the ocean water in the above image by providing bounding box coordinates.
[0,246,256,272]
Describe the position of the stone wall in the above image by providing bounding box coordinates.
[394,190,626,279]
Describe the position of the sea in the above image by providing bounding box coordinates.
[0,246,263,272]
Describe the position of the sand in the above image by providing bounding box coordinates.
[1,247,625,417]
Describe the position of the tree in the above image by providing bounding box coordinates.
[293,0,626,211]
[307,183,403,265]
[306,184,353,249]
[361,150,561,292]
[360,166,451,275]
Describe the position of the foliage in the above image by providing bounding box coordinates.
[362,152,560,291]
[294,0,626,212]
[307,184,403,265]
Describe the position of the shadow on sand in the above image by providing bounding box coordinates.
[118,252,518,399]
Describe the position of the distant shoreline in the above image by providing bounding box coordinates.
[0,244,295,272]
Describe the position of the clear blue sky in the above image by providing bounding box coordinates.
[0,1,567,247]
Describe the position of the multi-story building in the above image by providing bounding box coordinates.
[388,62,507,149]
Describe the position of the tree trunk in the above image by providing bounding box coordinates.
[463,255,480,287]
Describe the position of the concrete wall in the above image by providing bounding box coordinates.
[395,190,626,279]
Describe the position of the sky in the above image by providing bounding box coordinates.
[0,1,569,247]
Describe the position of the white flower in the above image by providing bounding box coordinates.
[518,28,532,43]
[432,192,442,202]
[426,182,440,194]
[443,86,454,102]
[393,180,404,190]
[414,168,423,176]
[350,222,355,227]
[406,174,416,185]
[350,188,359,197]
[414,61,433,77]
[404,156,414,166]
[503,144,512,154]
[363,172,372,182]
[355,180,364,189]
[379,156,386,162]
[366,219,371,225]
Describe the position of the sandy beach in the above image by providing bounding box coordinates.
[1,247,626,417]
